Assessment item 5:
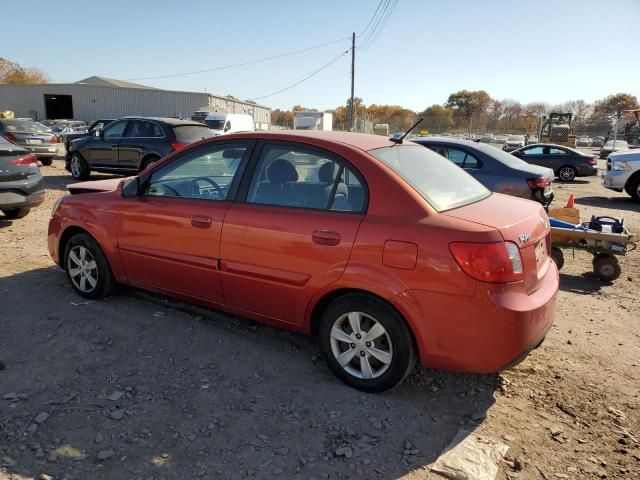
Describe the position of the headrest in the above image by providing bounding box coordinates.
[267,158,298,183]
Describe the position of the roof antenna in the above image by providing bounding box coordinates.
[390,118,423,144]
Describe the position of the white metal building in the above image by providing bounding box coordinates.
[0,76,271,128]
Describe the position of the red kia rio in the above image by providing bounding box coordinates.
[48,131,558,392]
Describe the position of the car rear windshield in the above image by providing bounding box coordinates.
[476,143,533,168]
[0,119,49,134]
[369,144,490,212]
[173,125,214,143]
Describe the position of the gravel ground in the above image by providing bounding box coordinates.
[1,155,638,480]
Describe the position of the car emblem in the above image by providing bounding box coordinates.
[518,233,530,244]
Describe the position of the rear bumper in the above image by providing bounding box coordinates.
[0,174,45,209]
[391,261,558,373]
[576,165,599,176]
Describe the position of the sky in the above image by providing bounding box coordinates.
[4,0,640,112]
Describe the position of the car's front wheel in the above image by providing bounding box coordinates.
[318,293,416,392]
[625,174,640,202]
[69,153,90,180]
[556,166,577,182]
[40,157,54,166]
[2,208,30,219]
[64,233,116,299]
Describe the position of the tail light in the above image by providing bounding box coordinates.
[9,153,38,165]
[50,135,58,144]
[527,177,551,189]
[587,157,597,165]
[449,241,524,283]
[171,142,187,151]
[3,132,18,143]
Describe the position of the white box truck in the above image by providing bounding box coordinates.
[203,113,255,135]
[293,112,332,131]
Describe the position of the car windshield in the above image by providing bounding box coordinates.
[0,119,49,134]
[173,125,214,143]
[205,119,226,130]
[369,144,490,212]
[604,140,628,148]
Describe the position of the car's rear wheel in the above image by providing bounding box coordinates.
[2,207,30,219]
[69,153,90,180]
[64,233,116,299]
[141,156,160,171]
[556,166,576,182]
[318,293,416,392]
[40,158,54,166]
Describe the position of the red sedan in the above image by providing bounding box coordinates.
[48,131,558,392]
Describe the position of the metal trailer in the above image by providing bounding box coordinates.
[549,225,637,281]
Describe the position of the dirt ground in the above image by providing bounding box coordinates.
[1,153,639,480]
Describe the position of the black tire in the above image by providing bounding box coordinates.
[556,166,576,182]
[40,157,54,166]
[550,246,564,270]
[593,255,621,282]
[625,174,640,202]
[140,156,160,172]
[63,233,117,299]
[2,207,30,219]
[318,293,416,392]
[69,153,90,180]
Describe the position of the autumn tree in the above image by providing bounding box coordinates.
[0,57,48,84]
[593,93,639,119]
[446,90,491,133]
[417,104,453,132]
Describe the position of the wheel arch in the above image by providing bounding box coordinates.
[624,170,640,191]
[308,287,421,361]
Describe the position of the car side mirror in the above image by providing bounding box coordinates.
[121,177,141,198]
[94,129,102,138]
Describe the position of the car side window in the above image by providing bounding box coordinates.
[246,144,365,212]
[523,146,544,155]
[145,143,250,201]
[126,121,163,138]
[442,147,481,169]
[549,147,566,155]
[103,121,127,139]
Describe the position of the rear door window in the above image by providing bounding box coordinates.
[125,120,163,138]
[173,125,214,144]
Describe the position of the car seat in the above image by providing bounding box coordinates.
[253,158,305,207]
[318,162,349,210]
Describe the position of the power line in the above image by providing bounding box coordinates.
[125,37,351,81]
[247,50,349,102]
[358,0,391,47]
[360,0,398,51]
[357,0,386,38]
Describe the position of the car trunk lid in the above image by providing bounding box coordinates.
[444,193,551,293]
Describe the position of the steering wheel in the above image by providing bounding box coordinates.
[190,176,223,197]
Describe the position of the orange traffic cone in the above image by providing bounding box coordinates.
[566,194,575,208]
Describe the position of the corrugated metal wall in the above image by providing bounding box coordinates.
[0,84,271,125]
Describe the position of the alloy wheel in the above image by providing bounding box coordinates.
[329,311,393,379]
[70,156,81,178]
[67,245,98,293]
[558,167,575,181]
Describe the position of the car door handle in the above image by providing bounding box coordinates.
[191,215,212,228]
[312,229,340,246]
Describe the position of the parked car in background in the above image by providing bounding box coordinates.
[49,130,558,392]
[0,118,59,165]
[602,150,640,202]
[413,137,554,207]
[503,135,525,152]
[494,134,508,144]
[63,118,116,151]
[66,117,214,180]
[599,140,630,159]
[591,136,604,147]
[576,136,591,147]
[479,134,494,143]
[511,144,598,182]
[0,135,44,219]
[204,113,255,135]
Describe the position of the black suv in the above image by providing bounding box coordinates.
[66,117,213,180]
[63,118,116,151]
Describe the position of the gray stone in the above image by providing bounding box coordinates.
[95,433,104,444]
[110,409,125,420]
[96,449,114,461]
[35,412,50,424]
[276,447,289,456]
[107,391,124,402]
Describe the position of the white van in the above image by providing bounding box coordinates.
[203,113,255,135]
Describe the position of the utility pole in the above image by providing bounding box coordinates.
[349,32,355,132]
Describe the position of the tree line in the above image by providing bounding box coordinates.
[0,57,48,84]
